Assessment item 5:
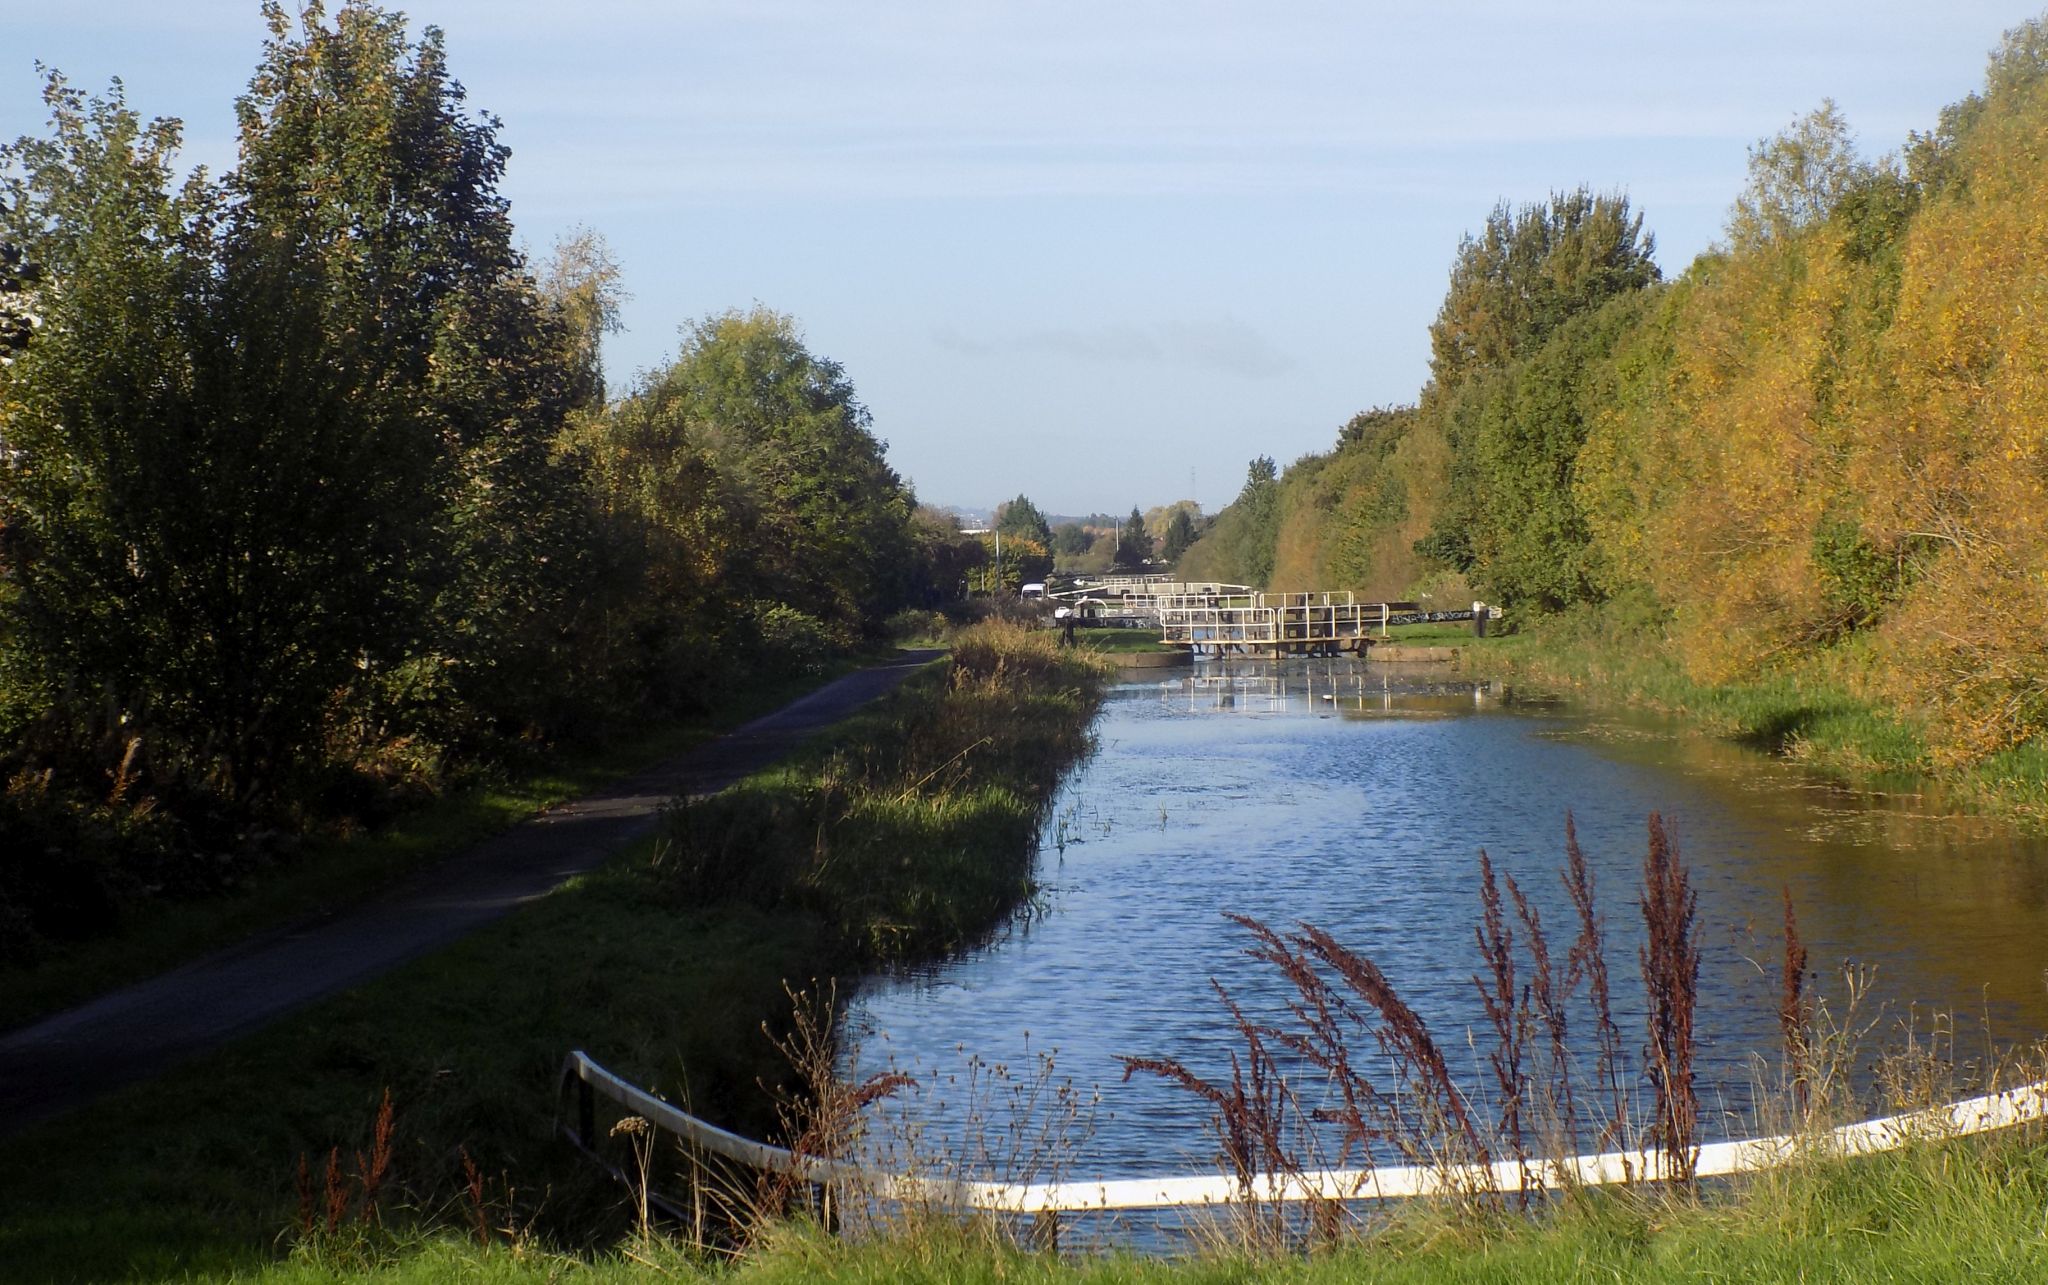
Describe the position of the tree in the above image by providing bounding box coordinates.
[906,505,983,605]
[228,0,602,748]
[1051,522,1093,558]
[0,240,39,364]
[1728,100,1869,249]
[0,3,628,800]
[1161,507,1199,563]
[607,307,914,631]
[1465,293,1649,609]
[1337,404,1415,455]
[0,66,457,801]
[1234,457,1282,586]
[995,493,1053,548]
[1114,507,1151,570]
[1428,189,1659,395]
[1420,191,1659,590]
[1179,458,1281,586]
[539,225,627,412]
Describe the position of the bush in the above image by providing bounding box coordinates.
[751,603,849,677]
[882,608,949,645]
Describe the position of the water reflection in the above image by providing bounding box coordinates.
[1168,660,1504,718]
[848,656,2048,1190]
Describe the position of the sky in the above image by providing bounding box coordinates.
[4,2,2035,514]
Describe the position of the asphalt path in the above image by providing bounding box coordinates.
[0,650,944,1137]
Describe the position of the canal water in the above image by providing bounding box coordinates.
[845,658,2048,1196]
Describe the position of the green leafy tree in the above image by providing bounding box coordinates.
[1180,457,1281,587]
[1419,190,1659,592]
[1051,522,1093,558]
[0,68,452,800]
[969,533,1050,592]
[1465,293,1649,609]
[539,225,627,412]
[1428,188,1658,395]
[995,494,1053,548]
[0,240,38,363]
[1337,404,1415,454]
[1114,507,1151,570]
[906,505,983,605]
[1234,457,1281,586]
[1728,100,1870,249]
[607,307,914,633]
[0,3,619,801]
[228,1,600,748]
[1160,507,1199,563]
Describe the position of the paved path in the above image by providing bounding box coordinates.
[0,651,944,1137]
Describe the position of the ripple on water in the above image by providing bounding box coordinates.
[847,659,2048,1193]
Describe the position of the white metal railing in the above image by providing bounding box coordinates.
[1157,598,1505,652]
[558,1050,2048,1215]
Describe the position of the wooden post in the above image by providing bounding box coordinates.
[1311,1197,1344,1249]
[1472,601,1489,639]
[1033,1209,1060,1253]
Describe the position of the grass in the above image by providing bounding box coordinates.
[13,617,2048,1282]
[47,1100,2048,1281]
[0,624,1108,1284]
[0,662,863,1034]
[1378,622,1487,645]
[1466,602,2048,828]
[1073,627,1171,654]
[138,1135,2048,1281]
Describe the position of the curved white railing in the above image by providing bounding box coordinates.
[558,1050,2048,1214]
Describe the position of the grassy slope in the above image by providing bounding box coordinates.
[1466,605,2048,828]
[149,1126,2048,1281]
[1073,627,1171,654]
[0,663,863,1033]
[0,628,1108,1284]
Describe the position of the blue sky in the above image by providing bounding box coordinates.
[4,2,2033,513]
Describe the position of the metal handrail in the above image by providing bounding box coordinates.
[558,1050,2048,1215]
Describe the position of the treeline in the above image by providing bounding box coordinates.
[1181,16,2048,769]
[0,4,949,954]
[979,495,1204,582]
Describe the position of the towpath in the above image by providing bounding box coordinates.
[0,650,944,1137]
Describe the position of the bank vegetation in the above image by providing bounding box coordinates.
[0,3,999,965]
[1181,15,2048,816]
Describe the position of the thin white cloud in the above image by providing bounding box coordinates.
[938,318,1294,380]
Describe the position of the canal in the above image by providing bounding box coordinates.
[846,658,2048,1203]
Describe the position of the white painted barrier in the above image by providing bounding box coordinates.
[558,1051,2048,1213]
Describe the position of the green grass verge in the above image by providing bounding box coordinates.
[1380,622,1488,645]
[1073,627,1170,654]
[0,662,871,1034]
[61,1126,2048,1281]
[0,625,1106,1283]
[1468,603,2048,827]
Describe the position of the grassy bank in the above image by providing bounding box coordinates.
[67,1122,2048,1281]
[0,624,1108,1282]
[1074,627,1171,654]
[0,661,869,1035]
[1473,602,2048,828]
[201,777,2048,1283]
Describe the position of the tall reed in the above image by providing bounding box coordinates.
[1639,813,1699,1182]
[1126,812,1711,1227]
